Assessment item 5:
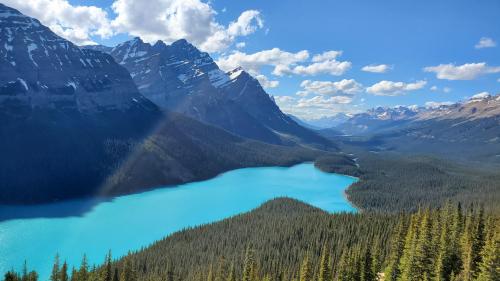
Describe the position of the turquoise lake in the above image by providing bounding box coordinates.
[0,164,357,280]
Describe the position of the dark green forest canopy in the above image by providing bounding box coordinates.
[7,199,499,281]
[316,152,500,212]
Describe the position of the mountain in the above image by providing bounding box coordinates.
[333,105,420,135]
[85,38,332,148]
[0,4,325,204]
[303,113,351,129]
[287,114,321,130]
[0,3,162,203]
[0,4,155,113]
[219,67,332,147]
[340,95,500,164]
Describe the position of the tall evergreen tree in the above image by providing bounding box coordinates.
[317,246,331,281]
[384,218,407,281]
[398,214,419,281]
[242,248,256,281]
[78,255,89,281]
[51,255,61,281]
[120,258,136,281]
[60,261,68,281]
[101,251,112,281]
[476,219,499,281]
[361,248,375,281]
[299,255,312,281]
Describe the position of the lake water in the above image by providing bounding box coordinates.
[0,164,357,279]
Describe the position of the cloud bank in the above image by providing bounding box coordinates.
[5,0,264,51]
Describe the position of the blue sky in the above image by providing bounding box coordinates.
[6,0,500,119]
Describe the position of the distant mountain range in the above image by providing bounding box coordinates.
[319,94,500,164]
[83,38,330,148]
[0,3,330,204]
[297,113,351,129]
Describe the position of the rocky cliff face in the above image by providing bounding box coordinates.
[93,38,331,148]
[0,4,155,114]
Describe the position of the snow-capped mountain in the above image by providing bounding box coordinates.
[330,94,500,163]
[302,113,352,129]
[86,38,331,148]
[0,4,154,113]
[335,105,421,135]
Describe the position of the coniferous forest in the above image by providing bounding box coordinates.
[4,198,499,281]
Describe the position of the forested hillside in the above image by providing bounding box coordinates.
[5,199,498,281]
[315,153,500,212]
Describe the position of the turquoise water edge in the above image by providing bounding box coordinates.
[0,163,357,280]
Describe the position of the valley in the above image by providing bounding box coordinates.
[0,2,499,281]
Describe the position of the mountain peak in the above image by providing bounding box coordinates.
[153,40,167,50]
[0,2,148,113]
[227,67,245,80]
[0,3,20,14]
[172,38,190,46]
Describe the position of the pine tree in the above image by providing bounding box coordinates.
[165,263,174,281]
[112,268,119,281]
[476,219,499,281]
[226,262,235,281]
[27,271,38,281]
[21,261,28,281]
[299,254,312,281]
[317,246,331,281]
[361,248,375,281]
[101,251,112,281]
[460,208,475,281]
[384,218,407,281]
[60,261,68,281]
[51,255,61,281]
[207,264,214,281]
[471,206,486,279]
[120,258,136,281]
[4,271,19,281]
[398,213,419,281]
[242,248,256,281]
[413,209,433,279]
[78,255,89,281]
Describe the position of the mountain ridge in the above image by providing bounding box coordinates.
[83,38,333,149]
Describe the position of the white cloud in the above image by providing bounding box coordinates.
[111,0,264,52]
[430,86,452,93]
[361,64,392,73]
[216,48,309,75]
[299,79,362,96]
[366,80,427,96]
[235,42,246,49]
[4,0,113,45]
[4,0,263,51]
[311,51,342,62]
[216,48,351,78]
[475,37,496,49]
[227,10,263,37]
[424,63,500,80]
[425,101,454,108]
[275,59,351,76]
[471,92,491,100]
[274,95,355,119]
[255,75,279,88]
